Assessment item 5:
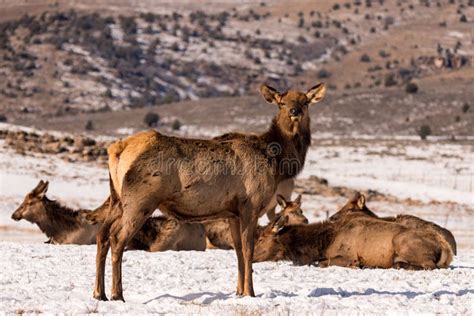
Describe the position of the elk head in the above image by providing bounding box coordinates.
[259,83,326,136]
[253,214,288,262]
[11,180,49,223]
[329,192,377,222]
[277,194,308,224]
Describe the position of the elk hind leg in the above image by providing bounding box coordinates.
[93,199,120,301]
[109,203,154,301]
[93,220,113,301]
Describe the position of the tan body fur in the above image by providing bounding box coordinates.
[382,215,456,255]
[127,216,206,252]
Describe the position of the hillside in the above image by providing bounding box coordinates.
[0,0,473,136]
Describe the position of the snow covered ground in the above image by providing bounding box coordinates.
[1,129,473,314]
[1,243,473,314]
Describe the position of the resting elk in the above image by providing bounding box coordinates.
[254,194,453,270]
[92,83,326,300]
[329,193,457,255]
[11,180,97,245]
[12,180,206,251]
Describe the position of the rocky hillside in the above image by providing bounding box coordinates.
[0,0,473,136]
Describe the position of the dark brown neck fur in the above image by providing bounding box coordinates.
[37,198,84,238]
[260,116,311,182]
[279,220,335,265]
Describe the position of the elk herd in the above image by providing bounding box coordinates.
[11,83,456,301]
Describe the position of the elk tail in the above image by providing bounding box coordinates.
[436,234,454,268]
[84,195,111,225]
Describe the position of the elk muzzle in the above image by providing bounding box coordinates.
[289,108,302,117]
[11,209,23,221]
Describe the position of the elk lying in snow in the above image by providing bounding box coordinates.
[254,193,453,270]
[205,194,308,250]
[126,217,206,251]
[11,180,206,251]
[92,83,326,300]
[11,180,97,245]
[329,193,457,255]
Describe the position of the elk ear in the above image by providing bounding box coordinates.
[33,180,48,197]
[306,83,326,105]
[357,194,366,209]
[272,215,289,233]
[33,180,45,191]
[294,194,302,206]
[38,181,49,198]
[276,194,287,209]
[259,84,281,105]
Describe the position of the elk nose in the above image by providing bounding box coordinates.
[289,108,301,116]
[304,218,309,224]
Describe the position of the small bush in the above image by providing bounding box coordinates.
[360,53,371,62]
[0,113,7,122]
[384,73,397,87]
[405,82,418,93]
[298,17,304,28]
[462,102,470,113]
[104,88,113,98]
[144,112,160,127]
[460,14,467,22]
[172,119,182,130]
[418,124,431,140]
[318,68,332,78]
[85,120,94,130]
[378,49,390,58]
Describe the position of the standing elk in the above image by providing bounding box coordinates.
[254,193,453,270]
[12,180,206,251]
[92,83,326,301]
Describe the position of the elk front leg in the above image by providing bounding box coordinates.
[229,218,244,295]
[240,212,258,297]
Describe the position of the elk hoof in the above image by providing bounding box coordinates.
[243,289,255,297]
[111,294,125,302]
[244,291,255,297]
[93,292,108,301]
